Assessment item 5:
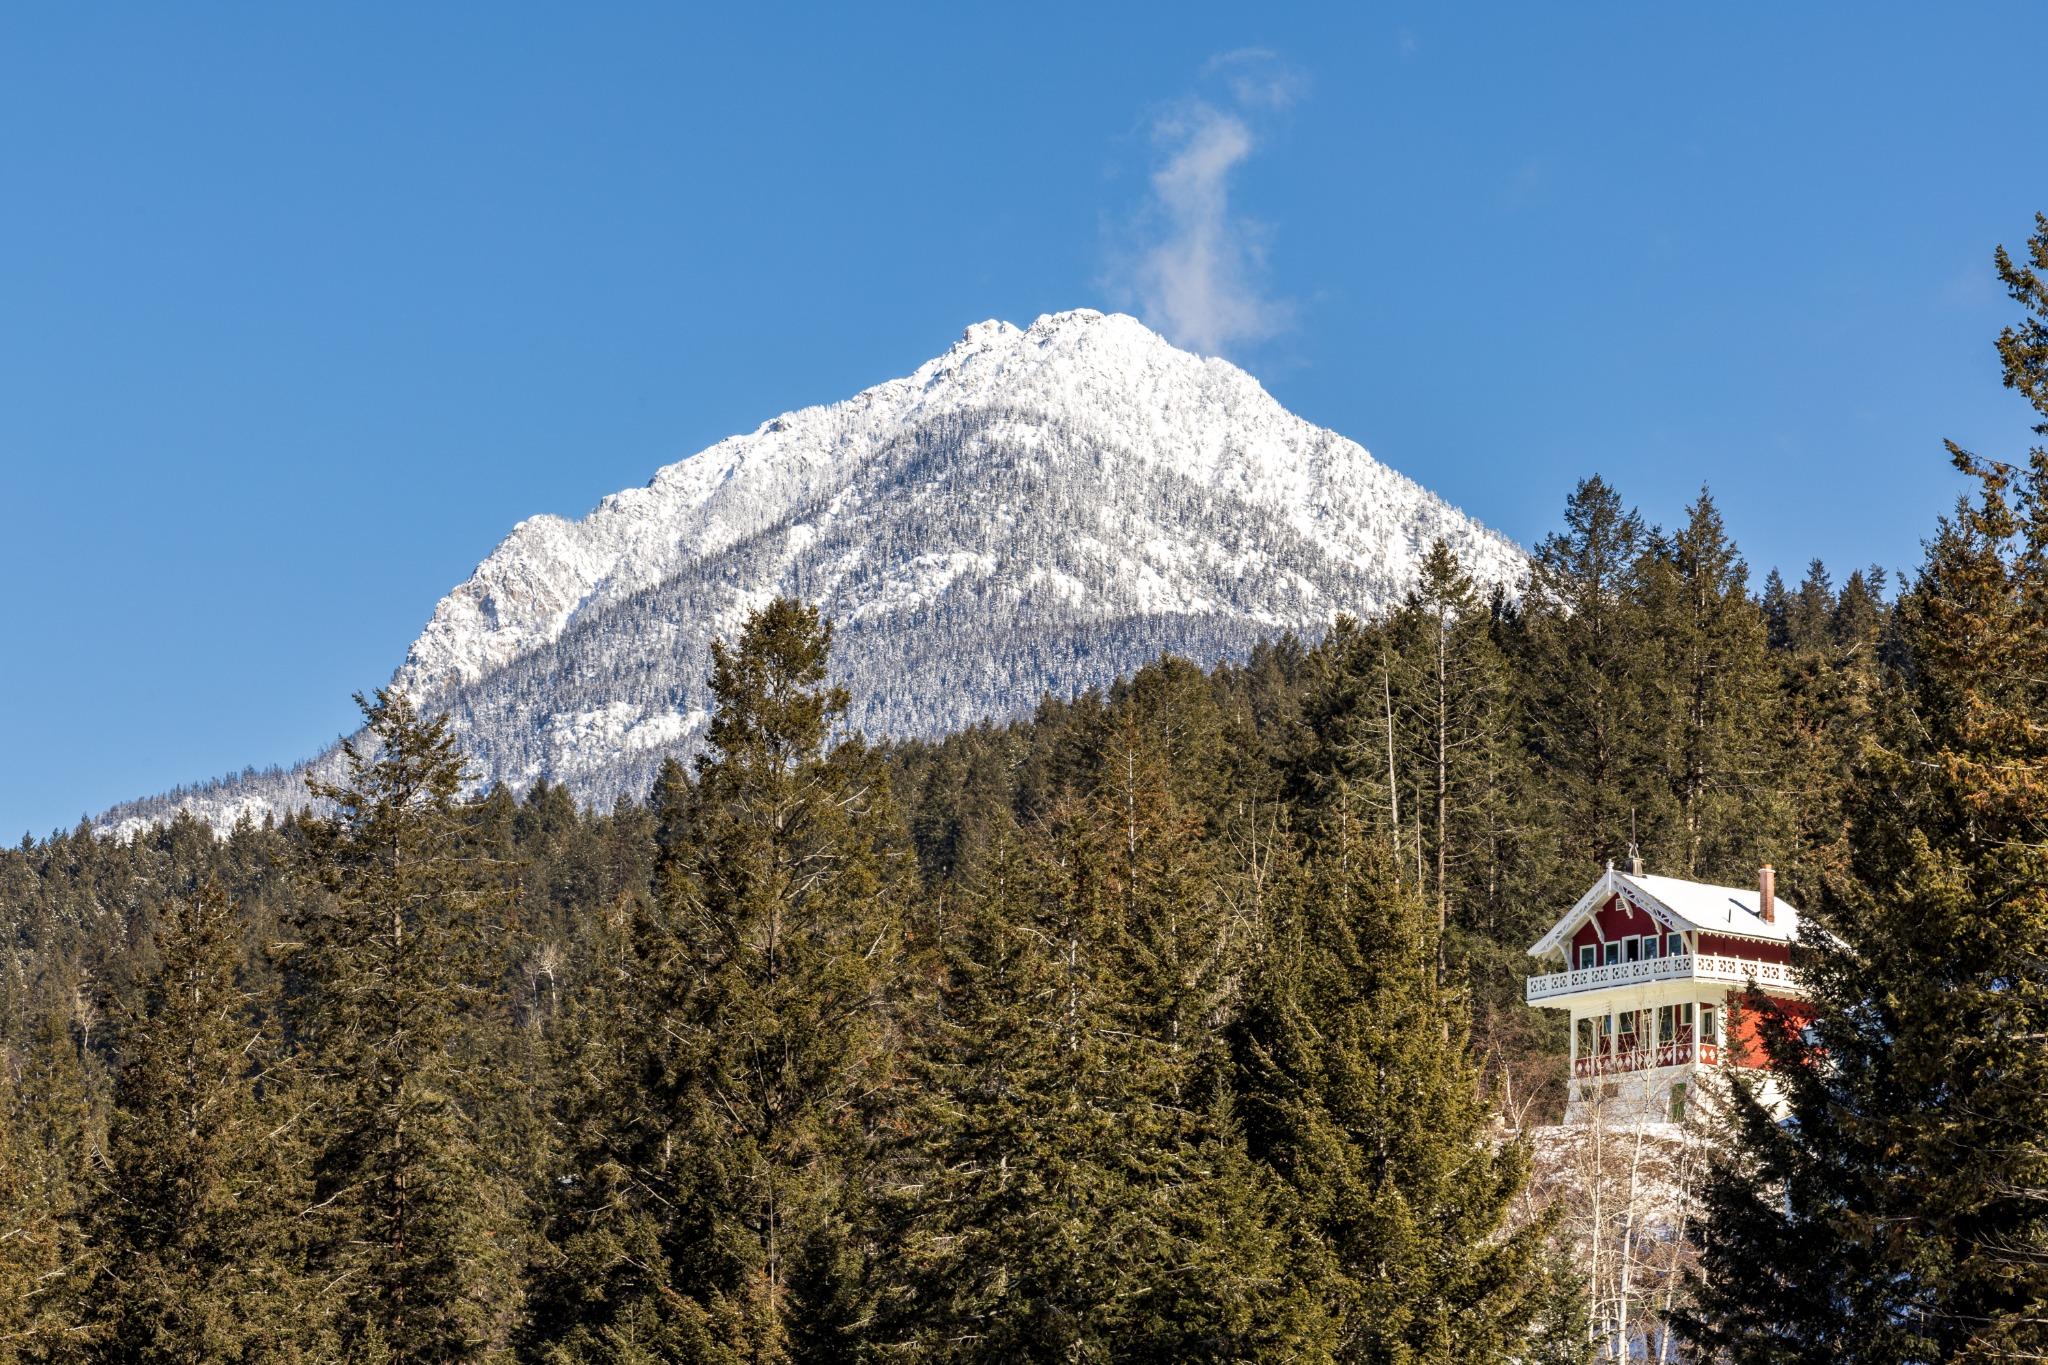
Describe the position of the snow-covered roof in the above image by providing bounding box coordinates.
[1528,867,1802,959]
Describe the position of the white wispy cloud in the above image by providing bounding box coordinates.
[1120,51,1302,357]
[1202,47,1306,110]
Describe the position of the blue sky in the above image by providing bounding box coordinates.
[3,4,2043,838]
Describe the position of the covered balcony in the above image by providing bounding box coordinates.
[1526,951,1796,1003]
[1571,1039,1721,1077]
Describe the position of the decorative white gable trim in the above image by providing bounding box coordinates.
[1528,867,1626,959]
[1529,867,1802,961]
[1614,879,1683,932]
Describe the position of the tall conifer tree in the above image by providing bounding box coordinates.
[1387,540,1519,973]
[0,1000,97,1362]
[1639,489,1782,879]
[1784,560,1836,653]
[649,599,907,1363]
[521,885,702,1362]
[1232,829,1569,1363]
[1682,213,2048,1362]
[293,690,524,1362]
[85,880,316,1361]
[1521,477,1658,867]
[884,801,1319,1362]
[1085,665,1319,1359]
[879,820,1148,1359]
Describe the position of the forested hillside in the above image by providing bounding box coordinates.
[10,211,2046,1362]
[96,310,1527,839]
[0,470,1890,1360]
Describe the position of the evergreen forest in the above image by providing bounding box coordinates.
[1,216,2045,1361]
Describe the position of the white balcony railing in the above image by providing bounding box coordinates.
[1572,1041,1720,1076]
[1525,952,1798,1003]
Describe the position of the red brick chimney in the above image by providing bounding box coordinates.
[1759,865,1776,924]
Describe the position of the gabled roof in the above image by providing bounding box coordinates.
[1528,867,1802,959]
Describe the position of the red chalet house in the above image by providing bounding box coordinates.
[1526,862,1810,1121]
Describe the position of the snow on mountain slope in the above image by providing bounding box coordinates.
[98,309,1524,835]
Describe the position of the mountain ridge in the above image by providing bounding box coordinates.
[99,309,1525,837]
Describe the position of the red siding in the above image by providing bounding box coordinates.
[1698,932,1790,965]
[1594,895,1659,940]
[1728,997,1815,1069]
[1571,922,1602,956]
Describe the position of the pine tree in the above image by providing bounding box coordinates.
[1638,488,1783,879]
[1784,559,1836,653]
[1681,213,2048,1362]
[1387,539,1520,976]
[0,1064,58,1355]
[1084,665,1321,1359]
[1760,567,1792,649]
[1287,616,1406,880]
[648,599,907,1363]
[0,998,98,1362]
[1830,566,1888,648]
[522,887,708,1362]
[1232,830,1566,1364]
[292,689,525,1362]
[85,880,317,1361]
[883,807,1319,1362]
[1087,660,1237,1097]
[1773,562,1889,889]
[876,821,1132,1359]
[1520,477,1659,868]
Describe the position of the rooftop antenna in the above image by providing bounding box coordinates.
[1626,810,1643,877]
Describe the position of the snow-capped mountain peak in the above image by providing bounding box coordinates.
[397,310,1514,703]
[102,310,1524,836]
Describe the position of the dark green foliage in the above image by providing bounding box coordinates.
[522,887,705,1362]
[533,600,912,1363]
[656,600,908,1362]
[85,880,315,1362]
[1392,541,1514,967]
[2,423,1987,1361]
[1522,476,1659,868]
[1640,488,1787,881]
[880,723,1319,1358]
[1681,213,2048,1362]
[1237,745,1569,1363]
[0,1000,98,1361]
[880,824,1225,1358]
[293,690,526,1361]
